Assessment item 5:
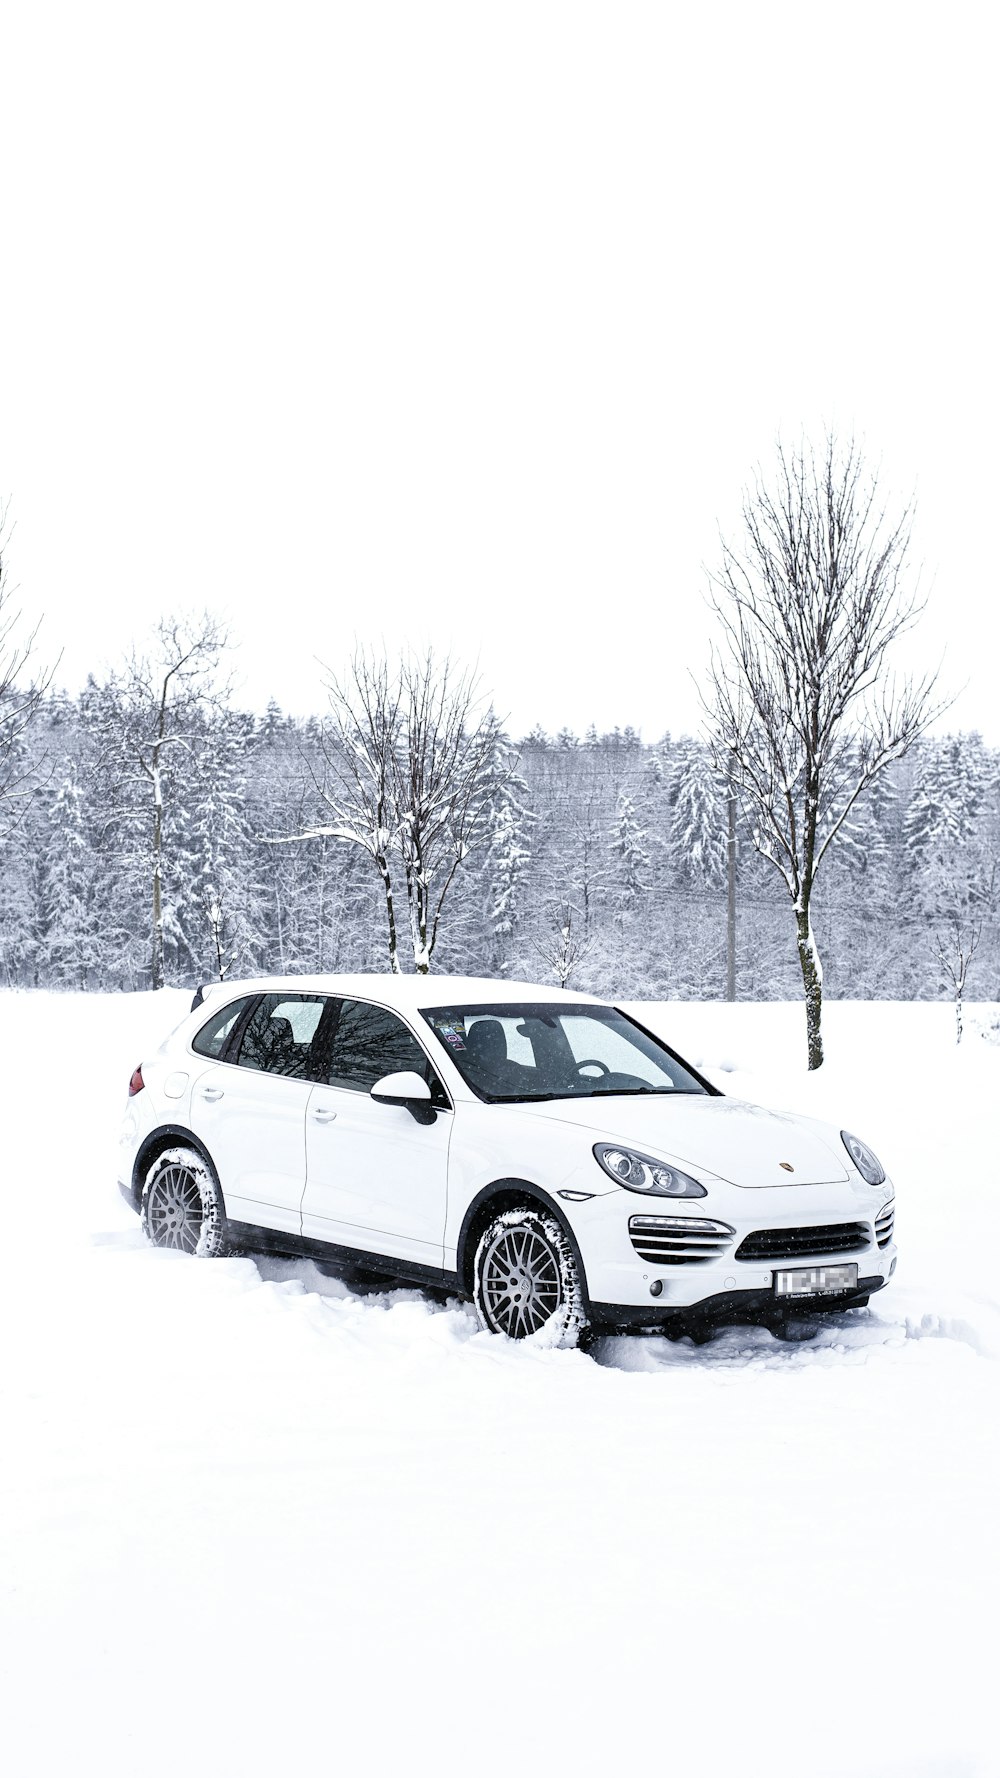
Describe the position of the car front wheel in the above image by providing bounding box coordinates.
[474,1207,588,1347]
[141,1145,228,1257]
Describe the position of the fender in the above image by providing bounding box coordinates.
[456,1177,592,1308]
[130,1124,226,1212]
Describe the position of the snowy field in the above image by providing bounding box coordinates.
[2,990,998,1778]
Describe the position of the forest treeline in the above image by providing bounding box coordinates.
[0,671,996,1003]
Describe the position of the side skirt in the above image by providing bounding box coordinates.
[226,1220,464,1296]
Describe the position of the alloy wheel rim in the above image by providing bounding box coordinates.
[148,1164,204,1253]
[481,1226,562,1337]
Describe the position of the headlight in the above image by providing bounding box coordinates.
[593,1143,707,1197]
[841,1130,886,1187]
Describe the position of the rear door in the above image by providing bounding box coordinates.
[190,992,332,1235]
[301,997,453,1267]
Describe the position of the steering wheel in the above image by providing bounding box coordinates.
[574,1058,611,1078]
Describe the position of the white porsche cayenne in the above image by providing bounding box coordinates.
[119,974,897,1345]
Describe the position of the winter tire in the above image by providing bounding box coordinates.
[141,1145,228,1257]
[474,1207,588,1347]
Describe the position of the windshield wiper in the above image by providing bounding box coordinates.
[573,1085,700,1098]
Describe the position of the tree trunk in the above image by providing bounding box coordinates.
[414,880,430,974]
[795,903,824,1069]
[377,856,401,974]
[316,837,326,973]
[726,781,736,1000]
[274,878,284,973]
[151,790,164,990]
[211,906,224,982]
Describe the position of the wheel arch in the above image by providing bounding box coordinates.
[130,1124,225,1212]
[456,1178,590,1305]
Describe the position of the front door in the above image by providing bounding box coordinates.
[190,992,330,1236]
[301,997,453,1267]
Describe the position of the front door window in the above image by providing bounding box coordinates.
[327,999,448,1105]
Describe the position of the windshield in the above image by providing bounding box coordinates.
[420,1003,712,1102]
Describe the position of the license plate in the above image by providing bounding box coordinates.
[774,1262,858,1298]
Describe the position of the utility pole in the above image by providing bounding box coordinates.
[726,768,737,1000]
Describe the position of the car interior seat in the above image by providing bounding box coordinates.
[464,1018,533,1094]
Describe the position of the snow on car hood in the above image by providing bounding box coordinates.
[510,1092,850,1188]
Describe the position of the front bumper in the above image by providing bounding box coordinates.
[568,1175,896,1325]
[587,1272,889,1333]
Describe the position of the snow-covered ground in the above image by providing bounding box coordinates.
[2,990,997,1778]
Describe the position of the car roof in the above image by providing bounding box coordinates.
[195,973,608,1013]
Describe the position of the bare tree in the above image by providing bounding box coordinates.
[923,843,993,1043]
[394,652,502,971]
[308,654,405,971]
[932,910,982,1045]
[297,649,503,973]
[531,899,592,989]
[100,615,231,989]
[0,501,56,825]
[705,436,944,1068]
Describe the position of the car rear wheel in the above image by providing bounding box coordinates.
[474,1207,587,1347]
[141,1145,228,1257]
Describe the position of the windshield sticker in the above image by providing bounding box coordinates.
[433,1019,467,1051]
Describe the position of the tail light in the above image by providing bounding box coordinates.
[128,1066,145,1097]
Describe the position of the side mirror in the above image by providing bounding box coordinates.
[370,1071,437,1125]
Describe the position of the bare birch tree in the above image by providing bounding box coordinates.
[297,649,503,973]
[932,909,982,1045]
[309,654,405,971]
[394,652,502,971]
[0,501,55,825]
[705,436,944,1068]
[101,615,231,989]
[923,843,993,1043]
[531,899,592,989]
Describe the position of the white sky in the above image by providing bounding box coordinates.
[2,1,998,742]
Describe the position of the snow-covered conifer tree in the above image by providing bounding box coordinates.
[904,734,986,864]
[608,793,649,916]
[482,747,533,972]
[39,762,100,988]
[669,742,726,885]
[175,714,262,983]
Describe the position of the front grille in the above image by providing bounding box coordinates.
[875,1202,895,1249]
[629,1215,735,1266]
[736,1222,871,1263]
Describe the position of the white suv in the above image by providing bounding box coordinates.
[119,974,897,1344]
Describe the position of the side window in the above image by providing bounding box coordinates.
[192,996,254,1060]
[236,994,329,1079]
[328,999,448,1105]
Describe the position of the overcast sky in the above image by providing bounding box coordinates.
[3,1,997,741]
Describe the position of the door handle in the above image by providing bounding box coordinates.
[311,1106,337,1123]
[200,1086,224,1102]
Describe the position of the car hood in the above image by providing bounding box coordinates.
[509,1093,850,1188]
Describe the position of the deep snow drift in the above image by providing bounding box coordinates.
[1,990,997,1778]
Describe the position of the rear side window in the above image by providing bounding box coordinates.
[235,994,329,1079]
[192,996,254,1059]
[327,999,448,1105]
